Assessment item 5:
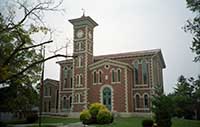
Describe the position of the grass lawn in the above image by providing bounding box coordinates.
[7,116,200,127]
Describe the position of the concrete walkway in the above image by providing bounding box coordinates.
[9,122,95,127]
[61,122,95,127]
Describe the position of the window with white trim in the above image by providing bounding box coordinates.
[99,71,102,83]
[136,94,140,108]
[111,70,116,82]
[144,94,149,108]
[63,97,67,109]
[134,62,139,84]
[93,71,97,83]
[76,74,83,86]
[142,61,148,84]
[117,69,121,82]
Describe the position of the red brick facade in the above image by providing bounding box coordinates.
[48,15,166,114]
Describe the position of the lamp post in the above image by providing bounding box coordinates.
[39,46,45,127]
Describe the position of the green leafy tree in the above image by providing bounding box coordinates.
[172,75,194,119]
[184,0,200,62]
[0,0,71,112]
[152,86,173,127]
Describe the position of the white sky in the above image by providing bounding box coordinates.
[1,0,199,93]
[43,0,200,94]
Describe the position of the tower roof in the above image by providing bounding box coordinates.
[69,16,98,28]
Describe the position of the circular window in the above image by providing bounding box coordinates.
[105,64,110,69]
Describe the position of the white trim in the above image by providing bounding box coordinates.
[125,68,128,112]
[89,59,133,70]
[133,88,153,90]
[134,84,148,87]
[100,85,114,111]
[135,108,150,111]
[60,91,73,93]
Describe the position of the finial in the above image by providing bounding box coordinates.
[81,8,85,17]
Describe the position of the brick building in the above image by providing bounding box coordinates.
[43,15,166,115]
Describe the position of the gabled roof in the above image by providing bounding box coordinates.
[89,58,133,70]
[43,78,59,86]
[56,49,166,68]
[94,49,166,68]
[56,58,73,65]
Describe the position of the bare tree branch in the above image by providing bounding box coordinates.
[19,40,53,51]
[0,54,75,84]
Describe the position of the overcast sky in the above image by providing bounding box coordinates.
[2,0,199,93]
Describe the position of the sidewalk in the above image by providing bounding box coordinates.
[9,122,95,127]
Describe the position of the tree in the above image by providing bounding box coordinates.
[152,86,173,127]
[184,0,200,62]
[0,0,71,85]
[0,0,72,113]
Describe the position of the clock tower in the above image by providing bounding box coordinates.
[69,15,98,111]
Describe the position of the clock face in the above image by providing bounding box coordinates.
[88,31,92,39]
[76,29,84,38]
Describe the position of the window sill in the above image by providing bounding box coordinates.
[111,81,121,84]
[44,96,51,98]
[134,84,148,87]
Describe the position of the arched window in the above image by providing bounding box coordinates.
[142,61,148,84]
[63,67,68,77]
[63,97,67,109]
[77,93,81,103]
[134,62,139,84]
[112,70,115,82]
[99,71,102,83]
[44,87,48,96]
[80,75,83,85]
[144,94,149,108]
[69,96,72,108]
[103,87,112,110]
[136,94,140,108]
[117,69,121,82]
[78,56,83,67]
[93,71,97,83]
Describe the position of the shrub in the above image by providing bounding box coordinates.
[96,109,112,124]
[89,103,106,118]
[142,119,154,127]
[80,109,92,124]
[0,121,7,127]
[80,103,113,125]
[26,113,38,123]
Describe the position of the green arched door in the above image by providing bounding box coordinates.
[103,87,112,110]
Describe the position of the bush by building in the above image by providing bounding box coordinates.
[142,119,154,127]
[80,103,113,125]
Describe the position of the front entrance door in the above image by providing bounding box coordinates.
[103,87,112,110]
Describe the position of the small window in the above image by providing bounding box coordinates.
[144,94,149,108]
[48,87,51,96]
[134,62,139,84]
[93,71,97,83]
[63,97,67,109]
[105,64,109,69]
[112,70,115,82]
[117,69,121,82]
[80,75,83,85]
[142,61,148,84]
[77,94,81,103]
[64,78,67,88]
[78,57,82,67]
[136,94,140,108]
[76,75,79,86]
[70,77,73,88]
[45,87,48,96]
[99,71,102,83]
[63,67,67,77]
